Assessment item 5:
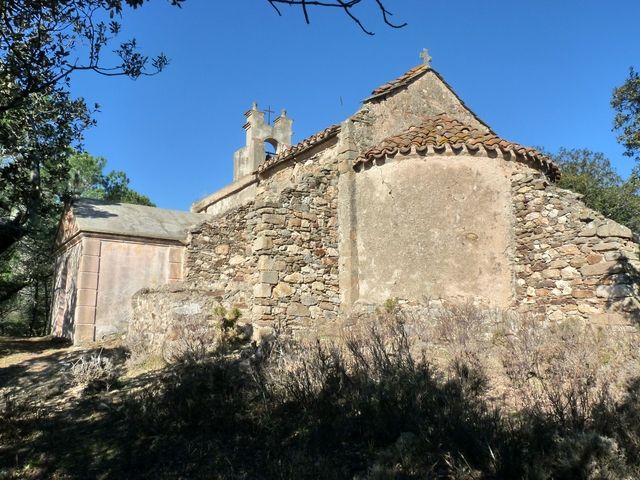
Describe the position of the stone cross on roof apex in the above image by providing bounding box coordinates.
[420,48,432,66]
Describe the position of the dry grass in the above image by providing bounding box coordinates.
[2,304,640,479]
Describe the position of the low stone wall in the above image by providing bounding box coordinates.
[511,171,639,326]
[128,283,224,358]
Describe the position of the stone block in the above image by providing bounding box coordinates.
[560,266,580,280]
[300,294,317,306]
[541,269,561,279]
[77,288,97,307]
[578,224,598,237]
[169,247,183,263]
[548,259,568,269]
[262,214,286,225]
[580,261,621,277]
[214,244,230,255]
[259,271,279,284]
[77,271,98,290]
[591,242,621,252]
[586,254,603,265]
[252,236,273,252]
[312,281,326,291]
[258,256,286,271]
[284,272,303,283]
[318,301,336,311]
[79,255,100,273]
[229,255,244,266]
[287,302,310,316]
[82,238,101,256]
[572,289,593,299]
[74,323,96,343]
[75,305,96,324]
[253,283,273,298]
[252,305,272,316]
[273,282,293,298]
[557,245,581,255]
[578,304,599,314]
[597,221,633,239]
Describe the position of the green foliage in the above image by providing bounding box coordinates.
[0,150,152,335]
[552,148,640,233]
[612,67,640,162]
[0,0,176,115]
[69,151,154,206]
[383,297,399,313]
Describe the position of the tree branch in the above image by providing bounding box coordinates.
[267,0,406,34]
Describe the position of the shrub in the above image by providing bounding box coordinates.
[69,350,119,392]
[161,304,250,364]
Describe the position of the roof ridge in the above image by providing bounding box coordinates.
[363,64,493,132]
[364,63,430,102]
[354,114,560,181]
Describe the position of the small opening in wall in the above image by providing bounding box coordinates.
[265,138,278,159]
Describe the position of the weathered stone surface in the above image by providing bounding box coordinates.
[597,221,633,239]
[580,261,621,277]
[511,169,638,325]
[258,256,286,271]
[253,283,272,298]
[259,271,279,285]
[252,236,273,252]
[273,282,294,299]
[287,302,310,316]
[300,294,317,306]
[214,244,230,255]
[284,272,304,283]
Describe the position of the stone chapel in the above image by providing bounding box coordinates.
[52,54,640,345]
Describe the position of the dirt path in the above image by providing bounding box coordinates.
[0,336,126,408]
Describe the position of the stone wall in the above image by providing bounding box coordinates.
[354,154,513,307]
[131,146,343,348]
[128,284,224,358]
[249,150,341,335]
[184,202,255,314]
[511,170,639,326]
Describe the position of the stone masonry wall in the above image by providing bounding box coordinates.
[249,151,340,335]
[511,169,640,327]
[184,202,255,313]
[137,147,343,341]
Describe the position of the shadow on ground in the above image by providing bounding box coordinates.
[2,339,640,479]
[0,336,70,358]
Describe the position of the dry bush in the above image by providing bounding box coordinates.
[161,306,251,364]
[69,350,119,392]
[501,316,640,426]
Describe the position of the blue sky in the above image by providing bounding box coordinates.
[71,0,640,211]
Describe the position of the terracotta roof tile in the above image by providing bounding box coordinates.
[367,64,430,100]
[259,124,340,173]
[353,114,560,181]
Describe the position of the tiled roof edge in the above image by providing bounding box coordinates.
[353,114,561,182]
[258,124,341,173]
